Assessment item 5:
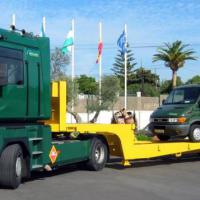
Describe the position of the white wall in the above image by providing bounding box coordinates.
[67,110,153,130]
[134,111,153,129]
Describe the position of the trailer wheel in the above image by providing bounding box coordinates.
[157,134,170,141]
[189,125,200,142]
[0,144,23,189]
[86,137,108,171]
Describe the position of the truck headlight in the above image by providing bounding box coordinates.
[168,117,186,123]
[178,117,186,123]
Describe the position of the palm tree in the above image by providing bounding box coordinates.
[153,40,197,88]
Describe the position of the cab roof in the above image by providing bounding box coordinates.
[0,28,49,49]
[176,84,200,89]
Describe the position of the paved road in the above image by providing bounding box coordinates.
[1,156,200,200]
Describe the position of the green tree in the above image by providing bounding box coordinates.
[128,67,160,96]
[51,47,70,80]
[77,75,97,95]
[133,67,159,85]
[76,75,98,122]
[186,75,200,84]
[128,83,160,97]
[112,45,137,88]
[66,77,79,108]
[160,76,183,94]
[153,40,197,88]
[88,75,121,123]
[67,77,83,123]
[130,67,159,94]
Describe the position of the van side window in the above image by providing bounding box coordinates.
[0,47,23,85]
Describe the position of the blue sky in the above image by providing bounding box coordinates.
[0,0,200,81]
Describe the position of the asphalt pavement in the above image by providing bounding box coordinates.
[1,156,200,200]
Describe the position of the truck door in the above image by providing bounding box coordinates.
[0,46,26,118]
[25,49,41,118]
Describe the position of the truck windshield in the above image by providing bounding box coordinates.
[165,87,200,104]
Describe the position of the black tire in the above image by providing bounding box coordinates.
[157,134,170,141]
[0,144,23,189]
[86,137,108,171]
[189,125,200,142]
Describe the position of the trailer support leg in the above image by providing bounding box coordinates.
[122,160,131,167]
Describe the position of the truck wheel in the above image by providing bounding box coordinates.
[189,125,200,142]
[157,134,170,141]
[86,137,108,171]
[0,144,23,189]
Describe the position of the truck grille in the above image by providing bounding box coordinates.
[154,125,165,129]
[153,118,169,122]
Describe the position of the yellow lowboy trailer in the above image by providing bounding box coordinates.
[46,81,200,167]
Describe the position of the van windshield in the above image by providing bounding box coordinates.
[165,87,200,105]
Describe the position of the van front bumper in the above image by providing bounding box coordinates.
[149,123,190,137]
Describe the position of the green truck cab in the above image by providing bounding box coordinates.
[0,28,108,189]
[0,29,51,121]
[149,85,200,142]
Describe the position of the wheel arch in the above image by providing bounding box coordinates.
[189,121,200,134]
[87,134,110,161]
[190,121,200,127]
[189,122,200,142]
[1,138,30,159]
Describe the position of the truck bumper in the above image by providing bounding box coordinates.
[149,123,190,137]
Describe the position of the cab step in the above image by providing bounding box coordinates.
[32,151,43,155]
[29,137,43,141]
[32,165,43,169]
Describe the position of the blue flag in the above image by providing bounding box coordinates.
[117,30,127,55]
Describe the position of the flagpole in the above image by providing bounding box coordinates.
[71,19,75,121]
[124,24,127,110]
[11,13,16,28]
[42,16,46,34]
[99,22,102,105]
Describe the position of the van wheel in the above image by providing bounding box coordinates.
[189,125,200,142]
[86,137,108,171]
[157,134,170,141]
[0,144,23,189]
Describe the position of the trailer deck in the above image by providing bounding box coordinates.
[45,81,200,166]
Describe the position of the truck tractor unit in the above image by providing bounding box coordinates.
[0,28,108,189]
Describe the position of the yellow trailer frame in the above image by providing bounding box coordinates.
[45,81,200,166]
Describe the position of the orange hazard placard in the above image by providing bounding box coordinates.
[49,145,58,164]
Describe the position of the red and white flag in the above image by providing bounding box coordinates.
[96,41,103,64]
